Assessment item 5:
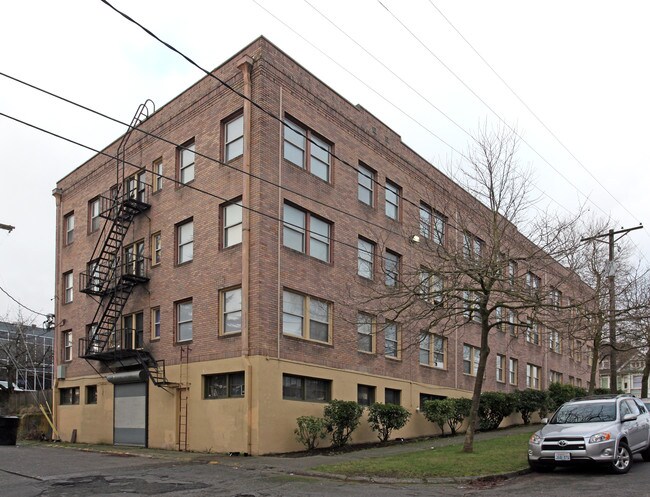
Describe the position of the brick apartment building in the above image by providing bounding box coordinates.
[53,37,592,454]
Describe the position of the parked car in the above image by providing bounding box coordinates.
[528,394,650,474]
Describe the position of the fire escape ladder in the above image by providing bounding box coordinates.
[178,346,190,451]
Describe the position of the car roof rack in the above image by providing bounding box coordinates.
[569,393,634,402]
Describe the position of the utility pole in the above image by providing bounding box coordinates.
[0,223,15,233]
[581,224,643,393]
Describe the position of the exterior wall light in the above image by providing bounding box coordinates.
[410,234,421,244]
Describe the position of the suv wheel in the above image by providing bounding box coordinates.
[611,442,633,474]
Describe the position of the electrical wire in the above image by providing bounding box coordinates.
[0,284,50,318]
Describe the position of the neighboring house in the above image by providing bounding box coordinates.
[0,321,53,391]
[599,350,645,396]
[53,37,592,454]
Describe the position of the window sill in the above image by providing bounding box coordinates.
[222,243,242,252]
[282,333,333,347]
[385,355,401,362]
[357,349,375,355]
[176,260,193,267]
[150,337,160,342]
[282,246,332,266]
[419,363,447,371]
[220,331,242,338]
[175,340,193,345]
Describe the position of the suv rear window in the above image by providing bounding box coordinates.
[551,402,616,423]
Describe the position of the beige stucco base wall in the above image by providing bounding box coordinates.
[58,356,528,455]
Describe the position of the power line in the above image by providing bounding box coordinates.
[0,284,50,318]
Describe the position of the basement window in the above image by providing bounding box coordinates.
[204,372,245,399]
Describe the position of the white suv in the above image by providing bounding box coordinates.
[528,394,650,474]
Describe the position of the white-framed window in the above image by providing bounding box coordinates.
[526,318,540,345]
[152,157,163,192]
[419,268,443,304]
[225,114,244,162]
[384,321,399,359]
[151,307,161,339]
[282,374,331,402]
[549,370,562,384]
[385,180,400,220]
[526,363,541,390]
[496,354,505,382]
[221,287,242,335]
[179,140,195,184]
[525,271,541,292]
[283,118,331,182]
[420,332,446,368]
[357,312,374,353]
[508,260,517,286]
[550,288,562,309]
[384,250,400,287]
[463,344,480,376]
[283,203,330,262]
[151,232,162,266]
[549,329,561,353]
[89,198,101,233]
[509,357,518,385]
[358,163,375,206]
[62,330,72,362]
[176,300,193,342]
[63,271,73,303]
[358,237,375,279]
[223,200,243,248]
[463,232,483,259]
[204,371,245,399]
[177,219,194,264]
[282,290,330,343]
[64,212,74,245]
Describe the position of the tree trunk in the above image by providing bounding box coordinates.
[642,349,650,398]
[463,322,490,453]
[588,341,600,394]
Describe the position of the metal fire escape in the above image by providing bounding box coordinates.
[77,101,173,387]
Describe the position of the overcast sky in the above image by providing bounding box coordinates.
[0,0,648,323]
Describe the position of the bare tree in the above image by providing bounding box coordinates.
[353,125,586,452]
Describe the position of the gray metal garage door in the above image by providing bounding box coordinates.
[114,382,147,446]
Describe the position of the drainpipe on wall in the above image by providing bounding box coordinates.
[237,55,254,456]
[51,187,63,437]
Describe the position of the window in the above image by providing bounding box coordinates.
[496,354,505,383]
[59,387,79,405]
[495,306,503,332]
[85,385,97,404]
[420,332,446,368]
[549,329,561,353]
[463,232,483,259]
[385,180,400,219]
[85,260,100,293]
[282,290,330,343]
[282,374,331,402]
[526,363,541,390]
[384,321,399,358]
[62,330,72,362]
[124,240,145,277]
[384,250,400,287]
[152,157,163,192]
[357,237,375,279]
[63,271,73,304]
[420,203,432,238]
[89,198,101,233]
[525,272,541,293]
[508,260,517,286]
[463,344,480,376]
[125,170,146,202]
[221,287,242,335]
[550,288,562,309]
[283,118,331,182]
[508,309,517,336]
[549,370,562,384]
[433,211,446,245]
[224,114,244,162]
[357,384,376,406]
[420,393,446,408]
[283,203,330,262]
[179,140,195,184]
[64,212,74,245]
[86,323,100,353]
[357,312,374,353]
[223,200,243,248]
[419,203,446,244]
[177,219,194,264]
[358,163,375,205]
[151,307,161,339]
[463,291,480,321]
[385,388,401,405]
[419,269,443,304]
[123,311,144,349]
[151,232,162,266]
[526,319,540,345]
[509,358,518,385]
[204,372,245,399]
[177,300,193,342]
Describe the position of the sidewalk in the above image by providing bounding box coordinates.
[23,424,535,482]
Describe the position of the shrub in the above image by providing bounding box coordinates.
[294,416,328,450]
[513,389,549,425]
[367,403,411,442]
[422,399,454,435]
[323,399,363,448]
[547,383,587,411]
[478,392,515,431]
[449,397,472,435]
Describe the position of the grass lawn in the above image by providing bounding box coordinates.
[312,431,533,478]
